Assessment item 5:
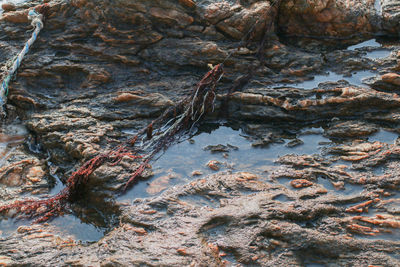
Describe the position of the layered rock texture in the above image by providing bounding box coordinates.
[0,0,400,266]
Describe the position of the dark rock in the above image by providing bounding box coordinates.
[203,144,238,153]
[286,138,304,147]
[0,0,400,265]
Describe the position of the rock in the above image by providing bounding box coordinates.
[325,121,378,138]
[279,0,377,40]
[149,7,194,27]
[206,160,221,171]
[1,10,29,23]
[26,166,45,183]
[191,170,203,176]
[2,172,400,265]
[0,0,399,266]
[203,144,238,153]
[0,256,13,265]
[146,174,175,195]
[381,0,400,35]
[286,138,304,147]
[1,3,16,12]
[215,1,274,40]
[382,73,400,86]
[178,0,195,9]
[290,179,314,188]
[238,172,258,180]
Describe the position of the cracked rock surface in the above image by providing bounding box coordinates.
[0,0,400,266]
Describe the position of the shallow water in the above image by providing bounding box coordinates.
[369,130,398,144]
[272,38,392,90]
[0,214,106,242]
[347,39,381,50]
[348,38,391,59]
[119,124,332,202]
[2,119,400,242]
[0,36,397,241]
[272,70,375,90]
[50,215,106,242]
[365,49,391,59]
[317,176,364,196]
[116,123,399,242]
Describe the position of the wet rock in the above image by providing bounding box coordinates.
[207,160,221,171]
[203,144,238,153]
[0,156,49,201]
[1,10,29,23]
[290,179,314,188]
[191,170,203,176]
[2,172,400,266]
[178,0,195,9]
[251,132,284,147]
[149,7,194,27]
[146,171,178,195]
[381,0,400,35]
[1,3,16,12]
[279,0,380,40]
[286,138,304,147]
[226,86,400,122]
[382,73,400,86]
[214,1,274,40]
[325,121,378,138]
[0,0,400,265]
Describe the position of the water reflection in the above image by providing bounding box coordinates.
[0,190,119,242]
[119,124,332,202]
[368,130,398,144]
[347,39,381,50]
[365,50,391,59]
[272,70,375,90]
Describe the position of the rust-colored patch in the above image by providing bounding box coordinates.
[114,93,142,102]
[382,73,400,86]
[179,0,196,8]
[207,160,221,171]
[346,199,380,213]
[191,170,203,176]
[238,172,258,180]
[290,179,313,188]
[2,10,29,23]
[1,3,16,12]
[347,224,379,236]
[177,248,188,255]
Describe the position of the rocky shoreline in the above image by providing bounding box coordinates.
[0,0,400,266]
